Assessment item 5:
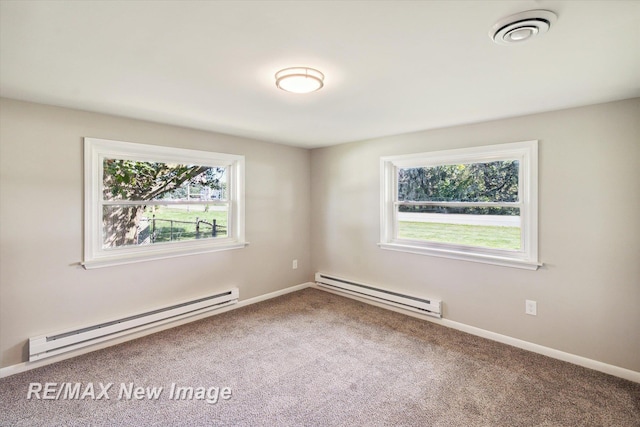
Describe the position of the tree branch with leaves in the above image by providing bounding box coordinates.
[102,159,225,247]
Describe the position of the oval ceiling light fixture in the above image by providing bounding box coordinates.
[490,10,557,45]
[275,67,324,94]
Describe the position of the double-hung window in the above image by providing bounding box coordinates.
[83,138,246,268]
[379,140,539,269]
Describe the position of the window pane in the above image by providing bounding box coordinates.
[397,206,521,250]
[103,204,229,249]
[397,160,519,203]
[103,159,227,202]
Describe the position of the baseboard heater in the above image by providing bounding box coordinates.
[315,272,441,318]
[29,288,239,361]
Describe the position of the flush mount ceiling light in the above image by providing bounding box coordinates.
[275,67,324,94]
[490,10,557,45]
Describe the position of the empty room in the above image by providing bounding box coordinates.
[0,1,639,426]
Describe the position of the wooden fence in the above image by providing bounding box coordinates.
[138,215,226,244]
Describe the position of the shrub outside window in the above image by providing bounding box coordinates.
[84,138,246,268]
[379,140,539,270]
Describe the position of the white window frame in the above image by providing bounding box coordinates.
[83,138,247,269]
[379,140,540,270]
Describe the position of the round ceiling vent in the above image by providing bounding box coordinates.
[490,10,557,45]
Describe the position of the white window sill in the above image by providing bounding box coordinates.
[378,242,541,270]
[83,241,249,269]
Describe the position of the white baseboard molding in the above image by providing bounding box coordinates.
[0,282,313,379]
[313,284,640,384]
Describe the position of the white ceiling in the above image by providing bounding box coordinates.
[1,1,639,148]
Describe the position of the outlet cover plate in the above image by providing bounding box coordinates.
[525,300,537,316]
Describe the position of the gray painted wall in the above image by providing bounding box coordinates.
[310,98,640,372]
[0,98,312,368]
[1,97,639,373]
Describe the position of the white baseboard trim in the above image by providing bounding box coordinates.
[313,284,640,383]
[0,282,314,379]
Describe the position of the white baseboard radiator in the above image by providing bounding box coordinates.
[315,272,442,318]
[29,288,239,361]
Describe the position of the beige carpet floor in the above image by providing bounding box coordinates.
[1,287,639,426]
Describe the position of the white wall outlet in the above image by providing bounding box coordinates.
[525,300,537,316]
[292,259,298,270]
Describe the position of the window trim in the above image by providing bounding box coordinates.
[83,138,247,269]
[379,140,540,270]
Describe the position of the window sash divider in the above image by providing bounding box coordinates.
[101,200,229,206]
[395,201,521,208]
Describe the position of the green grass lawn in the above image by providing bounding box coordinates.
[143,206,228,242]
[398,221,520,250]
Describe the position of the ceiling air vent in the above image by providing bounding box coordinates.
[490,10,557,45]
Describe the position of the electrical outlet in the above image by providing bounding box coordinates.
[292,259,298,270]
[525,300,537,316]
